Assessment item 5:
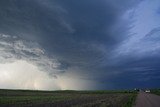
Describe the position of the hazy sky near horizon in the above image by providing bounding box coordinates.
[0,0,160,90]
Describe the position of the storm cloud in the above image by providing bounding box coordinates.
[0,0,160,90]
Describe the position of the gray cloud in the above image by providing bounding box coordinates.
[0,34,61,76]
[0,0,160,89]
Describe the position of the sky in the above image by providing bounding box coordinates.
[0,0,160,90]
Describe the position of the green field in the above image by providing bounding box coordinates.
[0,89,137,107]
[151,89,160,95]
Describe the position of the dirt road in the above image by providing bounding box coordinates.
[134,91,160,107]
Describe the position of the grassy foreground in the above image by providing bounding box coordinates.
[151,89,160,96]
[0,89,137,107]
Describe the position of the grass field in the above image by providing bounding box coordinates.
[0,89,137,107]
[151,89,160,96]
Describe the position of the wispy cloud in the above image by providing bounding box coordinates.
[0,34,61,75]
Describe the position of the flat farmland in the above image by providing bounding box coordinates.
[0,89,137,107]
[151,89,160,95]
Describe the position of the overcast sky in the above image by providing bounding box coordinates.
[0,0,160,90]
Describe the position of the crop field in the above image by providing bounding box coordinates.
[0,89,137,107]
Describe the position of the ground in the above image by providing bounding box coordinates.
[134,91,160,107]
[0,89,136,107]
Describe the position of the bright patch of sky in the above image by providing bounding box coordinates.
[131,0,160,39]
[0,60,60,90]
[0,33,95,90]
[115,0,160,57]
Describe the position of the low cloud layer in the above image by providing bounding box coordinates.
[0,34,60,75]
[0,0,160,90]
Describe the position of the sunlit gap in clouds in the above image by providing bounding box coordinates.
[0,33,61,90]
[0,34,94,90]
[0,60,95,90]
[0,60,60,90]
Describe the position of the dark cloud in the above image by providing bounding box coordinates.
[0,0,159,89]
[108,27,160,89]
